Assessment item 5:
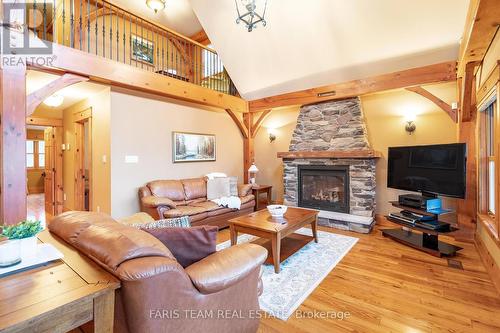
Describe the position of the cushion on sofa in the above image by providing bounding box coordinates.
[207,178,230,200]
[163,205,208,218]
[148,180,185,201]
[189,201,221,212]
[144,226,217,268]
[182,178,207,200]
[240,194,255,204]
[238,184,253,197]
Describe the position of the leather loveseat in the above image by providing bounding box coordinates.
[139,177,255,228]
[48,211,268,333]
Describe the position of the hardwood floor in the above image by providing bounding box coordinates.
[26,194,46,226]
[219,222,500,333]
[28,199,500,332]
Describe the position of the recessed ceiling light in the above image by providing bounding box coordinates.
[43,94,64,107]
[146,0,165,13]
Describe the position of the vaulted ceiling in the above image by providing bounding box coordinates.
[114,0,202,36]
[189,0,469,100]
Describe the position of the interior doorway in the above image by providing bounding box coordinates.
[25,120,63,221]
[74,108,92,211]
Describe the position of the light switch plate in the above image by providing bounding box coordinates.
[125,155,139,164]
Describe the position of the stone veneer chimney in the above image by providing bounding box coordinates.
[289,97,371,152]
[282,97,377,233]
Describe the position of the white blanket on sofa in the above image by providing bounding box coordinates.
[211,196,242,210]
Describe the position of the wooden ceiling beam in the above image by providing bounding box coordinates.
[251,109,272,138]
[189,29,211,46]
[248,61,457,112]
[225,108,249,138]
[405,86,457,122]
[26,73,89,116]
[457,0,500,78]
[28,43,248,113]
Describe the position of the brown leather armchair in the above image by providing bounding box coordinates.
[48,211,267,333]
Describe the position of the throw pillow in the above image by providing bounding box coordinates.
[207,177,231,200]
[238,184,253,197]
[130,216,191,229]
[229,176,238,196]
[145,226,218,267]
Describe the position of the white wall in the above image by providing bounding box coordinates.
[110,90,244,218]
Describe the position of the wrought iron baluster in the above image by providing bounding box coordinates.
[33,0,37,38]
[129,15,132,65]
[109,4,113,59]
[123,11,126,64]
[140,18,143,69]
[70,0,74,48]
[94,0,98,55]
[43,0,47,40]
[155,31,160,72]
[52,0,56,42]
[116,8,119,62]
[87,0,90,52]
[62,0,65,45]
[102,0,105,57]
[161,33,164,71]
[79,0,82,49]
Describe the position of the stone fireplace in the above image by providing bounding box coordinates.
[278,97,380,233]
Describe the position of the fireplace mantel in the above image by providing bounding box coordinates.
[277,149,382,159]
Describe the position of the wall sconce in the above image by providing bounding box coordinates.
[405,113,416,135]
[267,128,277,142]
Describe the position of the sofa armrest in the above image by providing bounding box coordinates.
[185,243,267,294]
[141,196,177,209]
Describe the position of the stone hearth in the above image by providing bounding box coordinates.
[280,97,378,233]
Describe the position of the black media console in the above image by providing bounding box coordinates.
[382,201,462,257]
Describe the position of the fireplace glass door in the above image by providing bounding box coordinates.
[297,165,349,213]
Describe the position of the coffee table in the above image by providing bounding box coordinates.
[229,207,319,273]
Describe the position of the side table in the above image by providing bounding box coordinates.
[252,185,272,211]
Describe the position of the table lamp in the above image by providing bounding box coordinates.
[248,163,259,186]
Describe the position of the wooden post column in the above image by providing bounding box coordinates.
[0,65,27,225]
[243,112,254,183]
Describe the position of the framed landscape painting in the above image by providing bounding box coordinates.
[131,35,154,65]
[173,132,216,163]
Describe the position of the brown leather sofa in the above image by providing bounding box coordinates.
[139,177,255,228]
[48,211,268,333]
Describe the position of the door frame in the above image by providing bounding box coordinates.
[25,117,64,216]
[74,108,92,211]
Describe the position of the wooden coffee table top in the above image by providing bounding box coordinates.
[229,206,318,234]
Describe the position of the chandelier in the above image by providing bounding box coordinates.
[235,0,268,32]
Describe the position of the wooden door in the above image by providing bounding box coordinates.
[43,128,55,215]
[74,111,92,211]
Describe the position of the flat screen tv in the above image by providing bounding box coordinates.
[387,143,466,199]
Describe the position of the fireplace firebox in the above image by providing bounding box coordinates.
[297,165,350,213]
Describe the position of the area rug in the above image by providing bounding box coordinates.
[217,228,358,320]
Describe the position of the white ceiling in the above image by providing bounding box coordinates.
[113,0,202,36]
[190,0,469,100]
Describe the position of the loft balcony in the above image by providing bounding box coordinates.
[25,0,238,96]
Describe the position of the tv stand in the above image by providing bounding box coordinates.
[383,201,462,257]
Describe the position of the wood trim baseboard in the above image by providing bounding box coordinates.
[475,230,500,295]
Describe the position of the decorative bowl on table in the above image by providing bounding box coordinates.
[267,205,288,218]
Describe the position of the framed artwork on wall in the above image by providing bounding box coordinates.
[173,132,216,163]
[131,35,154,65]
